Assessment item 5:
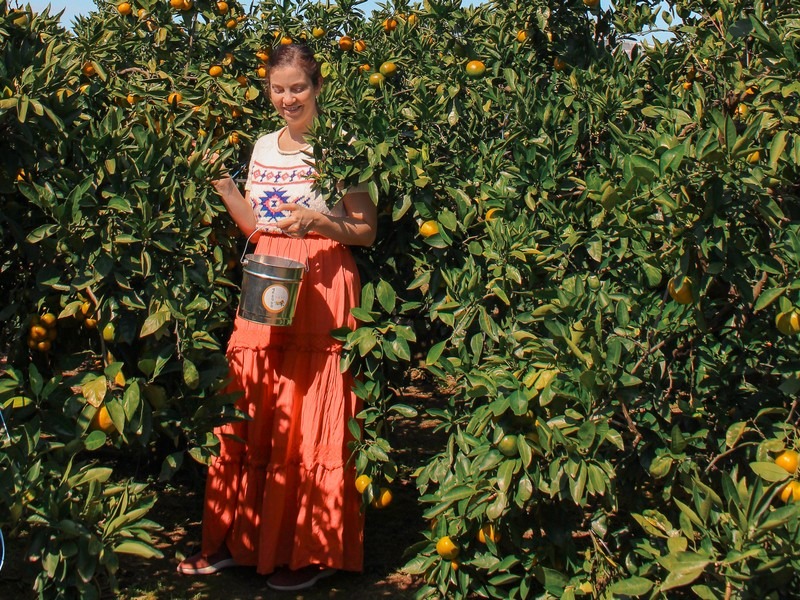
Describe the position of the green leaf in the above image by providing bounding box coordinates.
[140,310,171,337]
[113,540,164,559]
[183,359,199,390]
[750,461,791,482]
[425,341,447,366]
[376,279,396,313]
[659,552,709,591]
[609,576,654,596]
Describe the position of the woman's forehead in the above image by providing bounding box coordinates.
[269,66,313,87]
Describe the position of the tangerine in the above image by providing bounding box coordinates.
[436,536,459,560]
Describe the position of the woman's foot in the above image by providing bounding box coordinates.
[266,565,337,591]
[176,547,237,575]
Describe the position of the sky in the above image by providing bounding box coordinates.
[21,0,386,27]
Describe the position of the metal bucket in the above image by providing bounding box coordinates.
[238,254,305,326]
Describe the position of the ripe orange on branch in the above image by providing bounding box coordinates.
[338,35,354,51]
[466,60,486,77]
[355,474,372,494]
[167,92,182,106]
[312,27,325,38]
[382,17,397,32]
[775,450,799,474]
[436,536,459,560]
[371,487,392,508]
[419,220,439,238]
[776,311,800,335]
[667,276,693,304]
[354,39,367,52]
[215,1,229,13]
[117,2,132,16]
[208,65,223,77]
[781,481,800,503]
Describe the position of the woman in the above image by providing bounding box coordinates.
[177,43,377,592]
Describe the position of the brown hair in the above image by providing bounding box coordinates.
[266,43,322,89]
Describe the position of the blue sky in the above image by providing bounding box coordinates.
[24,0,387,26]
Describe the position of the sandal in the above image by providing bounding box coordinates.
[176,548,237,575]
[266,565,337,591]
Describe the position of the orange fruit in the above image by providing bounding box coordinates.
[776,311,800,335]
[407,13,418,26]
[82,61,96,77]
[583,0,600,7]
[80,301,93,316]
[379,61,397,77]
[371,487,392,508]
[30,325,48,342]
[359,63,372,72]
[102,323,116,343]
[354,39,367,52]
[435,536,459,560]
[485,207,501,221]
[781,481,800,503]
[516,30,527,42]
[382,17,397,32]
[90,405,116,434]
[355,474,372,494]
[169,0,183,7]
[117,2,132,16]
[208,65,223,77]
[682,81,693,90]
[40,313,57,328]
[775,450,800,474]
[312,27,325,38]
[497,434,519,457]
[126,93,141,105]
[228,132,240,145]
[746,150,760,164]
[465,60,485,77]
[369,72,385,87]
[36,340,52,353]
[338,35,354,51]
[236,75,248,86]
[256,49,270,63]
[419,220,439,238]
[477,523,500,544]
[451,560,459,570]
[216,1,229,13]
[667,276,693,304]
[256,65,268,78]
[225,18,237,29]
[280,36,293,45]
[167,91,182,105]
[181,0,193,9]
[553,56,567,71]
[84,317,98,329]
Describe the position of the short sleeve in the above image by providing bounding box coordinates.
[244,135,271,192]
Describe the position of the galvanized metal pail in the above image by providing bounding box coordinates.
[238,253,305,326]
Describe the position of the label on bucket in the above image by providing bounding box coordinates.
[262,284,290,314]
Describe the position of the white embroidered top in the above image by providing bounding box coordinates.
[244,128,347,233]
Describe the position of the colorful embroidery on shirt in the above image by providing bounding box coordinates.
[252,188,312,224]
[250,164,314,186]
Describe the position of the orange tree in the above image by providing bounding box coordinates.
[2,0,800,598]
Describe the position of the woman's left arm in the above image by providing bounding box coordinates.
[274,191,377,246]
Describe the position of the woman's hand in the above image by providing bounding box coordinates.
[274,203,318,238]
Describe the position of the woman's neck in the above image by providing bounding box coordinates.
[279,126,312,151]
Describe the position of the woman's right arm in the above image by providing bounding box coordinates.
[212,176,259,238]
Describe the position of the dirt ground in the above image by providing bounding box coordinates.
[0,379,444,600]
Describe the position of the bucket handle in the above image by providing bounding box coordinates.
[240,226,310,271]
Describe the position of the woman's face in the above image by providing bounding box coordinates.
[268,65,320,133]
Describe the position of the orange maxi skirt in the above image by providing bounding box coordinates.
[201,232,364,574]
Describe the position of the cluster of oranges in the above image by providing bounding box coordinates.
[355,474,392,509]
[74,301,98,329]
[776,450,800,502]
[434,523,501,570]
[27,312,58,353]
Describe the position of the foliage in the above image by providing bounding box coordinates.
[1,0,800,598]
